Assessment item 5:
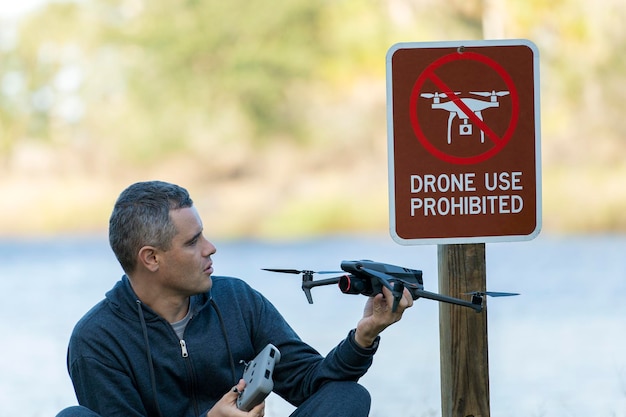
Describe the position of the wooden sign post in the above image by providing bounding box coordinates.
[438,243,489,417]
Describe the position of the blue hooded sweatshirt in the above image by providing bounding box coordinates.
[66,275,378,417]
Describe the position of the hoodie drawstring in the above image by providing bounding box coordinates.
[136,300,164,417]
[210,298,238,384]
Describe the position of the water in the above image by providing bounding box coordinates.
[1,233,625,417]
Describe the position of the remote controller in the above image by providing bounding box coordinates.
[237,343,281,411]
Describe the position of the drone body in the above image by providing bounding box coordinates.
[263,260,519,313]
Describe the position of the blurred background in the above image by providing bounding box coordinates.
[1,1,626,417]
[1,0,625,238]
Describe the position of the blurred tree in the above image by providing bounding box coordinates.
[1,3,100,167]
[1,0,485,168]
[2,0,624,171]
[0,48,28,167]
[0,0,324,166]
[89,0,338,158]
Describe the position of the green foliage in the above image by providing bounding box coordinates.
[1,0,626,236]
[90,0,338,153]
[1,0,480,165]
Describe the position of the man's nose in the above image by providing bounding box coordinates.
[203,237,217,256]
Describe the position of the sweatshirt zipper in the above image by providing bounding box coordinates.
[178,338,199,417]
[180,339,189,358]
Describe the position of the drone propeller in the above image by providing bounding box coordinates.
[262,268,303,274]
[261,268,342,275]
[420,92,462,99]
[469,90,510,97]
[464,291,519,297]
[420,92,447,99]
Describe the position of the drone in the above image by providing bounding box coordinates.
[420,90,510,144]
[263,260,518,313]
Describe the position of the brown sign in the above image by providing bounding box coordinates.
[386,40,541,244]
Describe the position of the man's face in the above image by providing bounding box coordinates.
[156,206,216,297]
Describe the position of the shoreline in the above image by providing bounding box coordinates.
[1,162,625,238]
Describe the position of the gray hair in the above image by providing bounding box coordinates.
[109,181,193,273]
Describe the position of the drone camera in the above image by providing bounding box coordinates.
[459,121,472,135]
[338,274,375,296]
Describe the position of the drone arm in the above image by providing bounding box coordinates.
[306,276,342,288]
[391,281,404,312]
[413,289,483,313]
[301,276,343,304]
[356,267,396,293]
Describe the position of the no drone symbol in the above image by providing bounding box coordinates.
[409,51,520,165]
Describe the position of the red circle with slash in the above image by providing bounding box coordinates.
[409,51,519,165]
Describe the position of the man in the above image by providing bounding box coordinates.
[57,180,413,417]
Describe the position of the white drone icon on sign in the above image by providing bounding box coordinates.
[420,90,510,144]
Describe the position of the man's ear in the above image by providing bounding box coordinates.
[137,246,159,272]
